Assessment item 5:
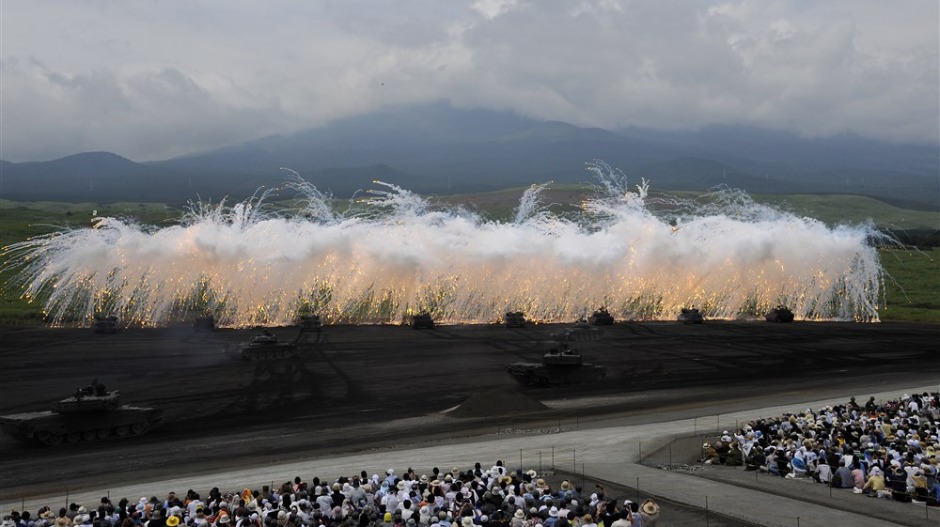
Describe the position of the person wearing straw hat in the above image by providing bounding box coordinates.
[638,499,659,527]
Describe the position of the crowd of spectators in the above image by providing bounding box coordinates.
[8,391,938,527]
[2,464,662,527]
[700,391,940,504]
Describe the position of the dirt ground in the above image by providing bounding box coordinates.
[1,320,938,523]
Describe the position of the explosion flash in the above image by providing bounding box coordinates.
[2,163,885,327]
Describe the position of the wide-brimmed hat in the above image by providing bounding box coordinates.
[166,517,180,527]
[513,510,524,519]
[641,500,659,516]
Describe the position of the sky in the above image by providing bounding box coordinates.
[1,0,938,162]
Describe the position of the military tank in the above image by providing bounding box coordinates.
[552,319,602,342]
[504,311,526,328]
[229,316,321,361]
[678,307,704,324]
[193,314,216,331]
[589,308,614,326]
[0,381,162,446]
[412,313,435,329]
[93,315,120,334]
[506,345,605,386]
[765,305,795,323]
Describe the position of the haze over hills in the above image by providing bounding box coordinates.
[2,102,937,209]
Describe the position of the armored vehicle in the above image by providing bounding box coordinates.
[589,308,614,326]
[506,345,605,386]
[93,315,120,333]
[412,313,435,329]
[678,307,704,324]
[193,314,216,331]
[0,381,162,446]
[765,306,795,323]
[552,319,602,342]
[504,311,526,328]
[230,317,321,361]
[229,315,321,361]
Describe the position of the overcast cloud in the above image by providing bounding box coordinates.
[1,0,937,162]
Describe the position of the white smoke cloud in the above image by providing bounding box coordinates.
[4,167,884,327]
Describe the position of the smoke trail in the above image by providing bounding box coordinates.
[2,162,884,327]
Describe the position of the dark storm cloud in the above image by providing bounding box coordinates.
[1,0,936,161]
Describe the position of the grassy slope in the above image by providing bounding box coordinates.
[435,187,939,229]
[878,248,940,323]
[0,201,183,324]
[1,194,937,325]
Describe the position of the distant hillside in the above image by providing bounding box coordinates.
[0,155,423,204]
[2,102,937,208]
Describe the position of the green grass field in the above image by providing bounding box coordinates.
[1,194,937,325]
[878,247,940,323]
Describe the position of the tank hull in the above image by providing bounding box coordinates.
[765,307,795,323]
[412,314,435,329]
[506,363,605,386]
[93,316,120,333]
[0,406,163,446]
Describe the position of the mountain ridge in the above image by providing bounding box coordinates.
[2,103,937,209]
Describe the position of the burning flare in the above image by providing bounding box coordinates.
[2,163,884,327]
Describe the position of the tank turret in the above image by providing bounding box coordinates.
[0,381,162,446]
[52,379,121,413]
[765,305,795,323]
[678,307,704,324]
[540,347,585,366]
[589,308,614,326]
[504,311,526,328]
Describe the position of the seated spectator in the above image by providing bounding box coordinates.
[862,467,891,498]
[700,443,719,465]
[832,460,854,489]
[787,449,808,478]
